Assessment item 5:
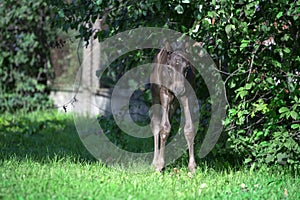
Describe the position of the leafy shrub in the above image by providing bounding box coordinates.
[207,1,300,168]
[0,0,57,112]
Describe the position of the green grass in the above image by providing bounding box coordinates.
[0,111,299,199]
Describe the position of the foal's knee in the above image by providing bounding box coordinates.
[160,124,171,141]
[184,125,195,140]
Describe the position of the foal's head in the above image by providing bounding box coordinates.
[165,52,190,96]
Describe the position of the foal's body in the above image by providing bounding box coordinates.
[150,46,197,172]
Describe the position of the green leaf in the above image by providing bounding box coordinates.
[228,108,237,116]
[58,10,65,18]
[240,40,250,50]
[279,107,289,113]
[96,0,102,5]
[182,0,190,4]
[260,141,269,147]
[237,90,248,99]
[276,11,283,19]
[240,43,248,49]
[254,131,264,139]
[266,154,275,163]
[271,60,282,68]
[225,24,232,35]
[207,11,216,18]
[245,83,252,90]
[294,96,299,103]
[279,107,290,113]
[266,77,275,85]
[175,4,184,14]
[291,124,300,129]
[283,48,291,53]
[290,111,298,120]
[229,80,236,88]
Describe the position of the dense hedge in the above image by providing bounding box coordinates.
[0,0,56,112]
[48,0,299,167]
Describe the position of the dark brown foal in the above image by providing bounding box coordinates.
[150,44,196,172]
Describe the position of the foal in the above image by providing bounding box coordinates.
[150,44,196,172]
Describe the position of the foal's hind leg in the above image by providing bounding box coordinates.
[180,95,196,173]
[155,88,173,172]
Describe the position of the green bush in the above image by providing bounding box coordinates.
[207,1,300,167]
[0,0,57,112]
[48,0,300,168]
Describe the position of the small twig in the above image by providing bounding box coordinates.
[224,65,250,85]
[243,116,265,130]
[291,120,300,124]
[247,54,255,82]
[214,68,231,76]
[247,90,259,102]
[290,131,299,138]
[225,125,237,132]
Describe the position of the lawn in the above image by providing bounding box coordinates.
[0,111,299,199]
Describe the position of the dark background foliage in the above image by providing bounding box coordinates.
[0,0,57,112]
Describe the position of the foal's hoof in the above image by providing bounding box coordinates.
[154,164,165,172]
[188,166,196,173]
[155,167,164,173]
[188,164,197,173]
[152,161,165,172]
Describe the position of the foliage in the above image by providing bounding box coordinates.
[0,0,57,112]
[48,0,300,167]
[99,49,157,88]
[203,0,300,168]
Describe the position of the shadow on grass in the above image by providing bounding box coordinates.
[0,110,246,173]
[0,111,96,164]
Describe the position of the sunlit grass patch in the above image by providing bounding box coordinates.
[0,111,299,199]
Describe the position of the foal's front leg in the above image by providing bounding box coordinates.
[155,87,173,172]
[150,98,161,167]
[180,95,196,173]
